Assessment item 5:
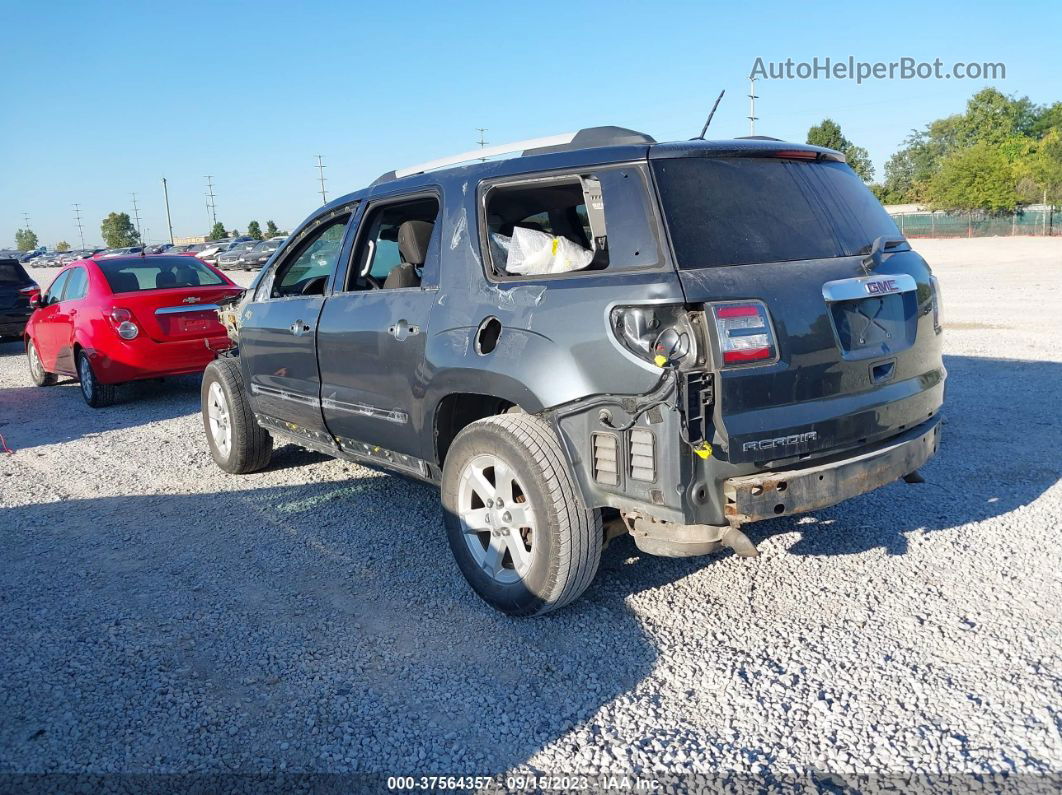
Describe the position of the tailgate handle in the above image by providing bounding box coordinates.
[871,359,896,384]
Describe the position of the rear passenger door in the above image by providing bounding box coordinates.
[52,265,88,373]
[33,269,71,372]
[317,193,441,460]
[239,206,355,442]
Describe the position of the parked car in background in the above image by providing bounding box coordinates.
[96,246,145,259]
[20,248,46,264]
[144,243,174,255]
[25,255,243,407]
[216,240,258,269]
[200,237,254,266]
[237,236,285,270]
[0,258,40,340]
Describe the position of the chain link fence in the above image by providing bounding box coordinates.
[889,208,1059,237]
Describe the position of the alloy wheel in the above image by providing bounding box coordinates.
[206,381,232,458]
[456,453,536,584]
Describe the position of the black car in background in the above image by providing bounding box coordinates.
[0,258,40,339]
[237,237,285,270]
[216,240,258,269]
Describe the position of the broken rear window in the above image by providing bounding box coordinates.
[482,166,661,278]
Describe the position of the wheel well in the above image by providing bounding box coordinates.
[435,393,515,465]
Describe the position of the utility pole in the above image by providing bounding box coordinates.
[130,193,143,243]
[315,155,328,204]
[161,177,174,244]
[747,76,758,136]
[22,212,30,228]
[73,203,86,249]
[204,175,217,228]
[476,128,489,161]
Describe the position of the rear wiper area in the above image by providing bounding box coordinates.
[856,237,907,256]
[858,236,908,272]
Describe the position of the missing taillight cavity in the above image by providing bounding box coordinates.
[711,301,777,366]
[610,304,700,369]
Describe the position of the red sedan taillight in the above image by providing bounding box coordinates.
[711,301,777,366]
[108,307,140,340]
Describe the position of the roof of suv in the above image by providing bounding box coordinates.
[303,126,845,246]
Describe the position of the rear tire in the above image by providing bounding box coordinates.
[441,413,602,616]
[77,351,117,407]
[27,338,57,386]
[201,357,272,474]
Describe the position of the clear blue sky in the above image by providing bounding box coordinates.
[2,0,1059,248]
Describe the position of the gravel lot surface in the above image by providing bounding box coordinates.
[1,238,1060,787]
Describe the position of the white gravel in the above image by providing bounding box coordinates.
[1,239,1060,786]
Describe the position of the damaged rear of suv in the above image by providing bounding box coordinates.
[203,127,944,616]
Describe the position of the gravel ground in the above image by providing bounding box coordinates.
[1,239,1060,787]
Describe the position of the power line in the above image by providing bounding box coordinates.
[204,175,217,228]
[161,178,174,244]
[315,155,327,204]
[130,193,143,243]
[748,76,759,136]
[73,204,86,249]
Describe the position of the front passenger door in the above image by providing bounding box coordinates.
[239,207,354,441]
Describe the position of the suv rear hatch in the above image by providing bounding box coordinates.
[650,143,945,465]
[0,258,38,314]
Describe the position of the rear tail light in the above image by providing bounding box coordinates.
[19,284,40,304]
[610,304,701,369]
[711,301,777,366]
[108,307,139,340]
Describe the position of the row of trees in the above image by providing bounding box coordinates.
[12,216,287,251]
[810,88,1062,213]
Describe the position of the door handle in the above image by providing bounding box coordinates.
[387,319,421,341]
[289,320,313,336]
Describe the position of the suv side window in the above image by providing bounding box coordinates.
[266,213,351,299]
[43,270,71,305]
[481,165,661,278]
[63,266,88,301]
[344,196,440,291]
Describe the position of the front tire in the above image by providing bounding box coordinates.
[77,351,117,407]
[201,357,272,474]
[441,414,602,616]
[27,338,57,386]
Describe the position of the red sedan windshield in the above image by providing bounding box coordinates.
[96,256,227,293]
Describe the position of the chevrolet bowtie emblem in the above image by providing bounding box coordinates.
[182,296,201,304]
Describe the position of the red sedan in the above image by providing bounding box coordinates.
[25,255,243,407]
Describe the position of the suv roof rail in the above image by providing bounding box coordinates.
[374,126,656,185]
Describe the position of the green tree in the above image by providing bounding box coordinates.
[15,228,39,251]
[1030,102,1062,139]
[264,220,279,237]
[247,220,263,240]
[1018,128,1062,205]
[208,221,227,240]
[806,118,874,181]
[100,212,141,247]
[55,241,71,252]
[957,88,1037,146]
[925,141,1020,212]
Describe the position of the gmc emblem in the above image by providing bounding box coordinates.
[865,279,899,295]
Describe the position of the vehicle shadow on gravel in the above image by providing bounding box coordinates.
[0,362,203,453]
[0,478,669,775]
[744,355,1061,558]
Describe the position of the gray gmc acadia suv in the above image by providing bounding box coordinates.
[200,127,945,616]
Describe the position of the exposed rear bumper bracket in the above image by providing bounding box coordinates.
[723,417,942,525]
